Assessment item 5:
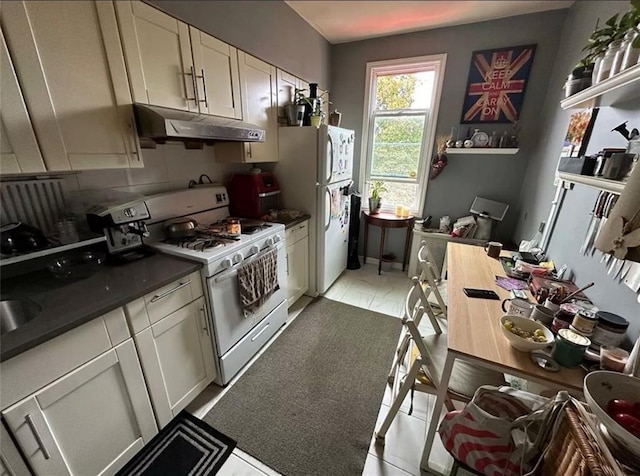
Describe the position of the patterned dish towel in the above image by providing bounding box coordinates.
[237,247,279,318]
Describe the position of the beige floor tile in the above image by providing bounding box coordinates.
[369,403,453,475]
[220,453,272,475]
[340,290,375,309]
[363,453,412,476]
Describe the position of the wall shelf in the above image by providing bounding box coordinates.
[557,171,626,195]
[0,236,106,267]
[560,63,640,110]
[446,148,519,155]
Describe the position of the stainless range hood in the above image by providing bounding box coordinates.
[133,104,265,146]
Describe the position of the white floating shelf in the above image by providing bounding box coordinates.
[0,236,106,267]
[560,63,640,110]
[446,148,519,155]
[557,172,626,194]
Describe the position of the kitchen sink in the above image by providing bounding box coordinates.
[0,299,41,335]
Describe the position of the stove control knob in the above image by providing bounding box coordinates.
[221,258,233,269]
[265,237,274,247]
[273,234,282,243]
[249,245,260,255]
[232,253,244,264]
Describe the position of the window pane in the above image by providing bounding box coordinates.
[375,71,435,111]
[371,116,424,179]
[367,181,419,211]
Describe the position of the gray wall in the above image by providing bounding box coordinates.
[147,0,331,88]
[330,10,567,258]
[515,0,640,344]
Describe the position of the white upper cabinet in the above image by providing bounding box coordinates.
[276,69,300,121]
[115,1,196,112]
[217,52,278,163]
[0,28,45,175]
[190,27,242,119]
[1,1,141,171]
[318,87,330,123]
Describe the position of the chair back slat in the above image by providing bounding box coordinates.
[405,277,442,334]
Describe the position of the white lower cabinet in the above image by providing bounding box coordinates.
[2,339,157,476]
[1,424,30,476]
[134,297,216,428]
[286,220,309,307]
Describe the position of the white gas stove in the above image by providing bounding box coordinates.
[143,187,287,385]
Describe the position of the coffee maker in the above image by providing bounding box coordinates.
[86,199,152,262]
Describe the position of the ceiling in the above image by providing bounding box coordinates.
[285,1,574,44]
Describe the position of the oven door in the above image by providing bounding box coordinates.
[207,242,286,356]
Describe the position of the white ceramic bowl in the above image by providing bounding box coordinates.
[500,315,553,352]
[584,371,640,455]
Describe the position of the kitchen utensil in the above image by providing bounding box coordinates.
[0,222,49,254]
[531,305,555,326]
[484,241,502,258]
[560,282,594,303]
[584,371,640,455]
[593,194,617,257]
[47,251,105,280]
[164,218,198,239]
[619,261,632,281]
[624,262,640,292]
[580,191,606,255]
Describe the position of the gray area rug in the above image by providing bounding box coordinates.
[203,298,402,476]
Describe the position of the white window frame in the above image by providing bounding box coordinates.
[359,54,447,216]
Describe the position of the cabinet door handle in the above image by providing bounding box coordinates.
[185,65,198,103]
[150,281,190,303]
[199,305,209,336]
[199,69,209,109]
[247,143,252,159]
[285,254,289,274]
[25,414,50,460]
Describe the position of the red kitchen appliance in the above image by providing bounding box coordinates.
[227,171,281,218]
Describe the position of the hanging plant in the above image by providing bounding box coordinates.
[430,134,451,180]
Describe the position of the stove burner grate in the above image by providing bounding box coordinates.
[163,230,237,252]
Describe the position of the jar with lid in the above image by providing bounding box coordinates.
[590,311,629,349]
[571,310,598,335]
[621,24,640,71]
[226,218,241,237]
[608,39,626,77]
[592,53,605,84]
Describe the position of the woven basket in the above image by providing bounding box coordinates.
[542,403,623,476]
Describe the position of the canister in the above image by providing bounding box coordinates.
[591,311,628,349]
[551,310,573,334]
[571,310,598,335]
[226,218,241,237]
[552,329,591,368]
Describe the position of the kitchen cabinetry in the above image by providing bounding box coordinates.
[190,27,242,119]
[115,1,196,112]
[116,1,242,120]
[125,272,216,428]
[276,69,309,122]
[2,339,157,476]
[1,424,30,476]
[2,1,141,171]
[216,53,278,163]
[285,220,309,307]
[0,28,45,175]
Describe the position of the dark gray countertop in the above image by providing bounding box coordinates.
[1,254,201,362]
[268,214,311,230]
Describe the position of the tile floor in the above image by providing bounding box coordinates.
[187,264,469,475]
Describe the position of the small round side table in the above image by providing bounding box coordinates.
[362,211,415,275]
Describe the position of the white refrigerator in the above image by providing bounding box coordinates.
[276,125,355,295]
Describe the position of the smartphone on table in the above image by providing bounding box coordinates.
[463,288,500,300]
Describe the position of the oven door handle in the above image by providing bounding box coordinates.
[213,243,282,284]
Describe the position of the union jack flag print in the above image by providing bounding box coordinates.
[461,44,536,124]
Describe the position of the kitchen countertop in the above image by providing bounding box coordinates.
[268,214,311,230]
[1,253,201,362]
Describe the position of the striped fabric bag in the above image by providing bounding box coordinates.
[438,386,564,476]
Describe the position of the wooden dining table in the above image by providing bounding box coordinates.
[421,242,586,473]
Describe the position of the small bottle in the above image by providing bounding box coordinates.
[499,131,509,148]
[488,131,497,148]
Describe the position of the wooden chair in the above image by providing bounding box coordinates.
[418,240,448,319]
[375,278,505,444]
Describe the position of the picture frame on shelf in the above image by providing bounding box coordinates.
[561,107,599,158]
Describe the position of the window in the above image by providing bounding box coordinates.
[360,55,446,215]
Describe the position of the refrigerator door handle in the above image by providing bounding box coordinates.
[326,134,334,183]
[325,187,331,231]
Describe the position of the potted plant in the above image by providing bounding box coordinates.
[368,180,387,213]
[580,13,627,86]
